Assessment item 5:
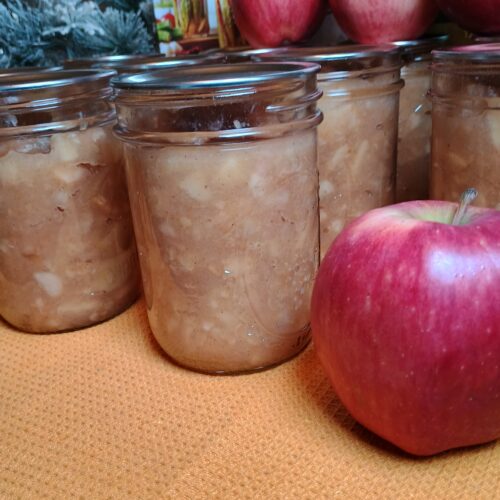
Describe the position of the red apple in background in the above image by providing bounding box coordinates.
[436,0,500,35]
[328,0,439,43]
[311,198,500,456]
[230,0,327,48]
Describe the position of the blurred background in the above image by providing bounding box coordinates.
[0,0,475,67]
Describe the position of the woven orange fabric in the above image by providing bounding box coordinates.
[1,298,499,499]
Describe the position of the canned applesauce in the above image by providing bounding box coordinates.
[113,63,323,373]
[259,46,403,258]
[394,35,448,202]
[430,44,500,209]
[0,70,140,332]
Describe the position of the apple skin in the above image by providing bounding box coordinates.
[328,0,439,43]
[311,200,500,456]
[436,0,500,35]
[230,0,326,48]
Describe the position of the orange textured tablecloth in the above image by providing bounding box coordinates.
[1,298,499,499]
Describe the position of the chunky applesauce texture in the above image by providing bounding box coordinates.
[397,63,432,202]
[431,103,500,210]
[318,82,398,257]
[0,126,139,332]
[124,130,318,373]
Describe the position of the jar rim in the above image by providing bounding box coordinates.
[473,36,500,43]
[433,43,500,62]
[111,62,321,91]
[0,66,63,77]
[214,46,298,60]
[393,34,449,62]
[0,69,116,95]
[63,52,163,69]
[115,55,224,75]
[93,54,222,72]
[256,44,400,64]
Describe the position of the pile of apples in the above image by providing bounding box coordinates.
[231,0,500,47]
[231,0,500,456]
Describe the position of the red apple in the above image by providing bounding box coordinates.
[436,0,500,35]
[311,199,500,456]
[328,0,439,43]
[230,0,326,48]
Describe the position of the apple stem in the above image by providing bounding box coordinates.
[452,188,478,225]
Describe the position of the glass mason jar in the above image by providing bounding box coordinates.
[259,46,403,258]
[394,36,448,202]
[430,44,500,209]
[0,70,140,333]
[113,63,323,373]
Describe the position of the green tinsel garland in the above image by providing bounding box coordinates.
[0,0,156,68]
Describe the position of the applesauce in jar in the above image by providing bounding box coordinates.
[259,46,403,257]
[430,44,500,209]
[113,63,322,373]
[394,36,448,202]
[0,70,140,332]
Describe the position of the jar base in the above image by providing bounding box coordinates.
[1,292,140,335]
[156,336,312,376]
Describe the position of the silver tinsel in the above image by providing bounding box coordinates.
[0,0,156,67]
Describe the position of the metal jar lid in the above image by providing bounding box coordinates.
[63,52,163,69]
[393,34,449,63]
[209,46,294,63]
[473,35,500,43]
[432,43,500,63]
[0,66,63,77]
[255,45,401,79]
[112,54,225,75]
[0,69,115,106]
[112,61,321,92]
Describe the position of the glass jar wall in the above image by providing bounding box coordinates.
[0,70,140,332]
[430,44,500,209]
[394,36,448,202]
[113,63,322,373]
[259,46,403,258]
